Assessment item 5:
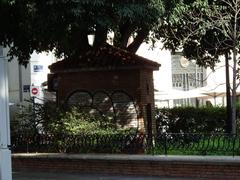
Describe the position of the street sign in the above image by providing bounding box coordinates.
[33,65,43,72]
[32,88,38,95]
[23,85,30,92]
[30,86,40,97]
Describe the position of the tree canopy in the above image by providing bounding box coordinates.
[158,0,240,134]
[0,0,175,65]
[157,0,240,69]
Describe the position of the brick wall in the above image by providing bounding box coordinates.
[55,68,156,133]
[12,154,240,179]
[139,69,156,134]
[57,69,140,104]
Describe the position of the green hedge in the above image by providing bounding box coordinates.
[155,107,227,133]
[12,99,138,136]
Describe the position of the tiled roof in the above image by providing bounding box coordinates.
[49,44,160,72]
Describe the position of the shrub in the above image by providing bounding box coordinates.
[155,107,227,134]
[46,106,130,135]
[11,100,139,153]
[12,99,137,136]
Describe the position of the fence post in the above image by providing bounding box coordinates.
[164,133,168,155]
[232,134,236,157]
[146,104,153,147]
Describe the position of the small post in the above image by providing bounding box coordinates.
[0,47,12,180]
[225,52,232,134]
[164,133,168,155]
[32,96,36,120]
[146,104,153,147]
[232,134,236,157]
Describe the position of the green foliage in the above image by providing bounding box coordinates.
[155,107,227,133]
[0,0,169,64]
[11,99,50,134]
[46,106,124,135]
[12,99,137,136]
[157,0,233,68]
[158,0,240,134]
[12,99,139,153]
[149,135,240,156]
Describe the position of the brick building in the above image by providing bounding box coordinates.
[48,44,160,134]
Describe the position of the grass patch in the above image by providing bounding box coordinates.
[146,135,240,156]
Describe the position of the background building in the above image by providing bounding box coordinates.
[171,52,207,107]
[6,49,57,105]
[137,41,233,108]
[4,40,235,112]
[2,47,57,121]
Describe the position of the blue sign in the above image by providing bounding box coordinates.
[33,65,43,72]
[23,85,30,92]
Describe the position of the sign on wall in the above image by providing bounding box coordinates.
[23,85,30,92]
[30,86,40,97]
[33,65,44,72]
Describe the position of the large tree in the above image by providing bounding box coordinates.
[0,0,174,65]
[158,0,240,134]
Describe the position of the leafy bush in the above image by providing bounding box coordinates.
[11,100,140,153]
[12,99,137,136]
[11,98,55,135]
[46,106,136,135]
[155,107,227,134]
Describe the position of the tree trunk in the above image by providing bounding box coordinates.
[231,7,238,134]
[93,25,108,48]
[127,28,149,53]
[118,23,135,48]
[231,49,237,134]
[71,24,91,54]
[225,53,233,134]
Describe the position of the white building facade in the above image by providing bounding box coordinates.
[6,50,57,105]
[137,42,233,108]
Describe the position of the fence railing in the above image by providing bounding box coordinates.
[152,133,240,156]
[11,133,145,154]
[11,133,240,156]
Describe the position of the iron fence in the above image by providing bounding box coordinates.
[11,133,240,156]
[152,133,240,156]
[11,133,145,154]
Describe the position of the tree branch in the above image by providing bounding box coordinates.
[93,24,108,47]
[126,28,149,53]
[118,22,135,48]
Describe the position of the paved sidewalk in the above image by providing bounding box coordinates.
[13,171,205,180]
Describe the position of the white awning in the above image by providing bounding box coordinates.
[155,89,207,101]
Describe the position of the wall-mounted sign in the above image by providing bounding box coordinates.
[23,85,30,92]
[33,65,44,72]
[30,86,40,97]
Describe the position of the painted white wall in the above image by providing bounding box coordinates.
[3,47,31,104]
[30,51,57,102]
[30,51,56,87]
[7,60,31,104]
[5,48,57,105]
